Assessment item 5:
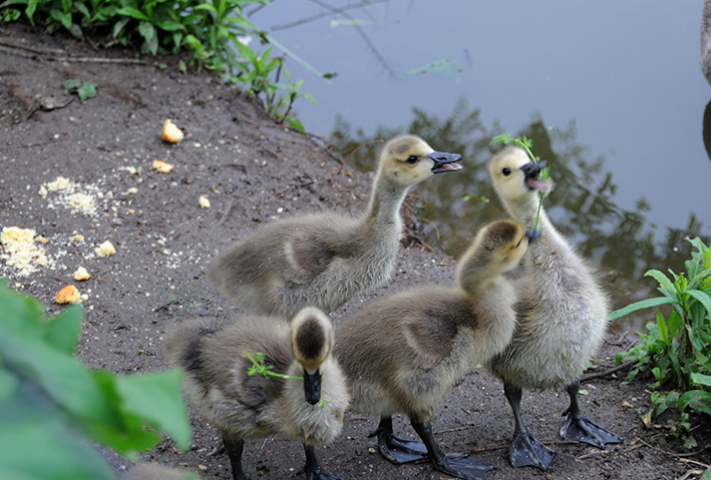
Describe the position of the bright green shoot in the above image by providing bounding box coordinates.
[246,351,329,409]
[491,133,552,232]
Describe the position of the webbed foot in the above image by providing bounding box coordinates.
[368,417,428,464]
[431,454,493,480]
[510,431,555,470]
[560,413,623,448]
[298,464,347,480]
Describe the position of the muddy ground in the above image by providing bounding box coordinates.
[1,22,710,480]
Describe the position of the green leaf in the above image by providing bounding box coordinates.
[656,311,668,344]
[25,0,38,23]
[194,3,217,13]
[77,81,97,102]
[116,370,191,451]
[608,296,677,321]
[138,21,158,55]
[667,310,681,340]
[112,17,129,38]
[645,269,676,295]
[287,117,304,132]
[691,372,711,387]
[44,305,82,354]
[0,389,115,480]
[117,6,149,21]
[678,389,711,416]
[74,2,89,18]
[62,78,81,92]
[686,289,711,321]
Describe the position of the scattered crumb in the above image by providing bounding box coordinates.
[38,185,48,197]
[162,119,184,144]
[95,241,116,257]
[0,226,48,277]
[153,160,174,174]
[127,187,138,194]
[198,195,210,208]
[55,285,81,304]
[73,266,91,281]
[119,166,139,175]
[70,234,85,244]
[39,176,103,216]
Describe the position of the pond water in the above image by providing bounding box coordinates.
[249,1,711,327]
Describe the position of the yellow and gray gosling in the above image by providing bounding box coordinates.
[207,134,462,318]
[164,307,350,480]
[486,146,621,470]
[334,219,530,480]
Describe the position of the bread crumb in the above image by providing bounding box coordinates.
[0,226,48,277]
[153,160,174,174]
[73,266,91,281]
[162,119,184,144]
[38,185,48,197]
[55,285,81,304]
[95,241,116,257]
[198,195,210,208]
[127,187,138,194]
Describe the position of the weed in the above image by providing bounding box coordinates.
[612,237,711,438]
[62,78,97,102]
[246,351,329,408]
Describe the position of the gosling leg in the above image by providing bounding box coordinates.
[560,378,623,448]
[224,436,254,480]
[298,444,347,480]
[410,418,492,480]
[368,416,428,464]
[504,383,555,470]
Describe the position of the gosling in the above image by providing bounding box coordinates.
[164,307,350,480]
[207,134,462,318]
[486,146,622,470]
[335,219,531,480]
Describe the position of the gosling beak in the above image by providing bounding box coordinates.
[520,161,551,192]
[303,368,322,405]
[428,151,463,174]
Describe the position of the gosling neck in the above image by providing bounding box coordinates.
[502,193,549,230]
[363,169,410,227]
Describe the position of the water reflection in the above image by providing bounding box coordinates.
[330,98,709,327]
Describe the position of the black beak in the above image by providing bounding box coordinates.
[520,161,547,180]
[427,151,463,174]
[303,369,322,405]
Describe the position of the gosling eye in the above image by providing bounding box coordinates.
[405,155,419,164]
[502,167,511,176]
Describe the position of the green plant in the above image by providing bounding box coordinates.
[490,133,553,232]
[0,278,191,479]
[246,351,328,408]
[62,78,97,102]
[612,237,711,427]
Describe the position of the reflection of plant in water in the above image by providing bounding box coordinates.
[329,97,710,283]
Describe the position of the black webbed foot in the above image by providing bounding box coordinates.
[431,454,493,480]
[560,412,623,448]
[368,417,427,464]
[510,430,556,470]
[299,444,348,480]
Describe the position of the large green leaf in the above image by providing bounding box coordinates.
[44,305,83,355]
[645,269,675,295]
[678,389,711,416]
[0,384,115,480]
[117,6,149,20]
[116,370,191,451]
[691,372,711,388]
[686,289,711,321]
[608,296,677,321]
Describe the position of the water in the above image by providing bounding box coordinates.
[248,1,711,327]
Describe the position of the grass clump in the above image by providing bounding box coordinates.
[0,278,192,479]
[0,0,318,127]
[611,237,711,447]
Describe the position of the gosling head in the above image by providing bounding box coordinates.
[377,134,462,188]
[487,146,550,204]
[290,307,335,405]
[472,219,530,275]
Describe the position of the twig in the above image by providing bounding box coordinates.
[678,458,710,469]
[218,199,234,227]
[580,359,639,384]
[675,470,704,480]
[0,41,148,64]
[0,39,65,55]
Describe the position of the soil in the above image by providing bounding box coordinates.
[1,22,710,480]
